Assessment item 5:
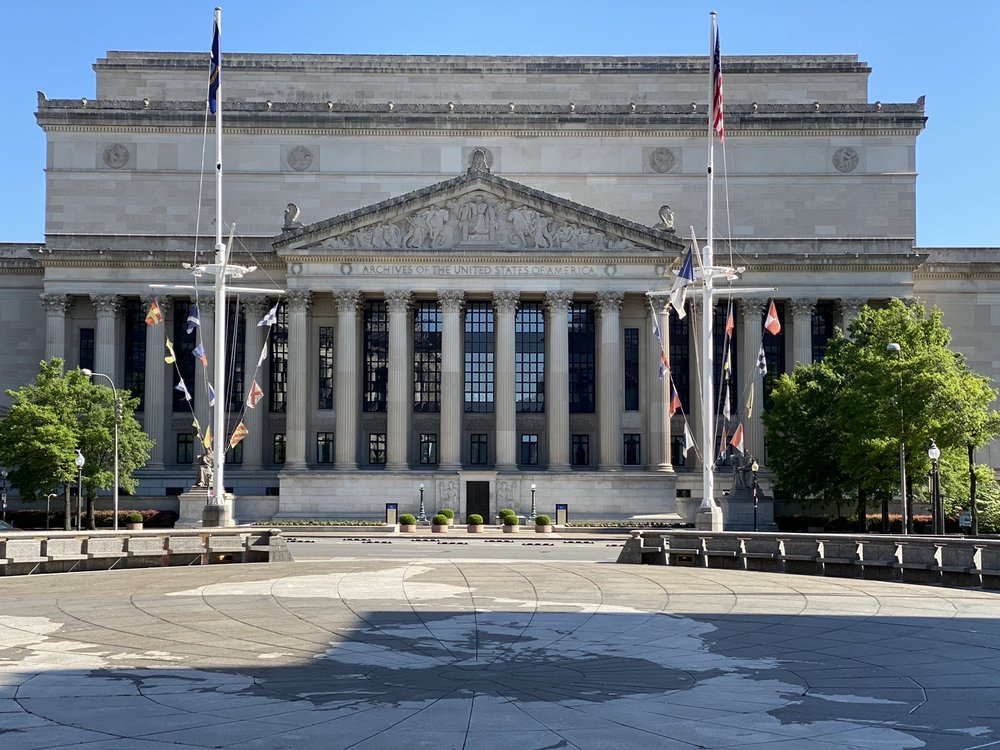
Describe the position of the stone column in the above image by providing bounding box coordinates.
[791,298,817,368]
[836,298,866,337]
[545,291,573,471]
[284,290,311,469]
[597,291,624,471]
[737,300,766,464]
[687,299,703,468]
[385,290,412,470]
[141,295,170,469]
[40,293,69,362]
[241,296,267,470]
[493,291,519,470]
[334,290,361,469]
[439,291,464,469]
[193,298,216,449]
[90,294,121,382]
[646,302,672,471]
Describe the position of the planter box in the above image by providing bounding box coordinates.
[399,524,416,533]
[432,524,448,533]
[503,525,519,533]
[535,525,552,533]
[467,524,484,533]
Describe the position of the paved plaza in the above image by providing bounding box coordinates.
[1,552,999,749]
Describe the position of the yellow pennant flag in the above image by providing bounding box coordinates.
[203,425,213,450]
[192,417,201,434]
[164,338,177,364]
[229,421,249,449]
[746,382,755,420]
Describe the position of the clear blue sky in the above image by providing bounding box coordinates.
[4,0,996,247]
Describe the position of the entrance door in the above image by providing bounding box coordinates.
[466,481,490,522]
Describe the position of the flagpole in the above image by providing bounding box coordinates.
[698,11,722,530]
[210,6,228,520]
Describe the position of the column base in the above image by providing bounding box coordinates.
[655,463,676,473]
[695,503,724,531]
[334,463,358,470]
[203,498,235,528]
[547,462,571,473]
[599,465,623,472]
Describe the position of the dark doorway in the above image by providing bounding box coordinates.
[466,481,490,521]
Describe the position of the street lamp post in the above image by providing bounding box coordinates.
[46,493,57,530]
[1,469,7,523]
[530,483,537,519]
[417,483,426,523]
[751,458,760,532]
[887,343,910,534]
[928,440,942,535]
[75,449,85,531]
[83,369,120,531]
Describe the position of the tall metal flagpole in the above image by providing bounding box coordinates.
[697,11,723,530]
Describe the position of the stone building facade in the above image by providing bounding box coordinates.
[1,50,996,525]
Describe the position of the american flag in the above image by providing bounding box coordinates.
[712,27,724,143]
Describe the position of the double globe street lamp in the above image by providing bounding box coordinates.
[928,440,943,535]
[82,369,120,531]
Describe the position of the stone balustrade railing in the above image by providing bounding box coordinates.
[0,528,292,576]
[617,530,1000,590]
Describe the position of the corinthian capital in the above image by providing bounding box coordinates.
[492,290,519,314]
[39,293,69,314]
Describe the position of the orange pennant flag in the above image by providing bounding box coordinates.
[764,301,781,336]
[229,421,249,449]
[145,298,163,327]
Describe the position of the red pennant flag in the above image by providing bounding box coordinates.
[668,386,682,417]
[730,423,745,454]
[246,380,264,409]
[725,308,734,338]
[229,421,249,449]
[718,425,729,461]
[145,298,163,327]
[764,301,781,336]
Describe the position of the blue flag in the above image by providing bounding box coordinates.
[208,18,221,114]
[668,247,695,319]
[257,302,279,327]
[186,304,200,335]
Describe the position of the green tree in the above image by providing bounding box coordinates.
[764,299,1000,530]
[0,359,153,528]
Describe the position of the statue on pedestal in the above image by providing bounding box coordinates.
[196,450,214,490]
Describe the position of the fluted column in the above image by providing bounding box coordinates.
[40,293,69,362]
[737,300,766,464]
[687,299,703,468]
[791,298,817,368]
[90,294,121,382]
[494,291,519,470]
[285,290,311,469]
[334,290,361,469]
[385,290,412,470]
[545,291,572,471]
[647,302,672,471]
[194,298,216,448]
[836,298,866,337]
[241,296,267,470]
[142,295,170,468]
[439,291,464,469]
[597,292,624,471]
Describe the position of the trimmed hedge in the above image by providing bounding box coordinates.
[467,514,484,525]
[534,514,552,526]
[2,508,178,530]
[438,508,455,519]
[399,514,417,525]
[432,514,449,526]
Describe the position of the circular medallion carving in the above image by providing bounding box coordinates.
[833,147,859,173]
[103,144,130,169]
[340,263,353,276]
[287,146,314,172]
[290,263,303,276]
[648,147,676,174]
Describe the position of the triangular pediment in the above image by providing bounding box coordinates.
[274,158,683,256]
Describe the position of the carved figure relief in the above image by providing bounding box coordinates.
[437,480,459,504]
[648,147,676,174]
[404,208,451,248]
[459,197,497,242]
[103,144,130,169]
[496,479,516,505]
[833,147,859,173]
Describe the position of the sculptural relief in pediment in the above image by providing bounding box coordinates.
[315,194,636,252]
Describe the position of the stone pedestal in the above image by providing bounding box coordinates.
[721,487,776,531]
[176,487,235,528]
[696,503,724,531]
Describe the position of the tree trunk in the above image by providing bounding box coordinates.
[881,493,889,533]
[64,484,71,530]
[857,487,867,533]
[969,443,979,535]
[85,494,96,530]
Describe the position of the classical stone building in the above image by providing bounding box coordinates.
[1,49,996,524]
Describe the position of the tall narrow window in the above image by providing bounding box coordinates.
[669,313,690,409]
[123,300,146,410]
[470,433,488,465]
[225,441,243,465]
[364,300,388,412]
[520,434,539,466]
[225,300,245,411]
[516,301,545,413]
[624,434,641,465]
[318,326,334,409]
[269,301,288,413]
[413,301,442,412]
[176,433,194,465]
[273,433,286,465]
[623,327,639,411]
[316,432,335,464]
[811,302,835,363]
[79,328,95,373]
[569,302,595,413]
[173,300,197,413]
[368,433,387,465]
[571,434,590,466]
[419,433,438,465]
[464,301,494,413]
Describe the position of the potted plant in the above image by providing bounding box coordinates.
[398,513,417,533]
[498,508,515,521]
[431,513,449,533]
[534,514,552,533]
[467,513,485,533]
[126,511,144,530]
[438,508,455,526]
[502,514,520,533]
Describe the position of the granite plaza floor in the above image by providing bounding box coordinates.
[1,555,999,749]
